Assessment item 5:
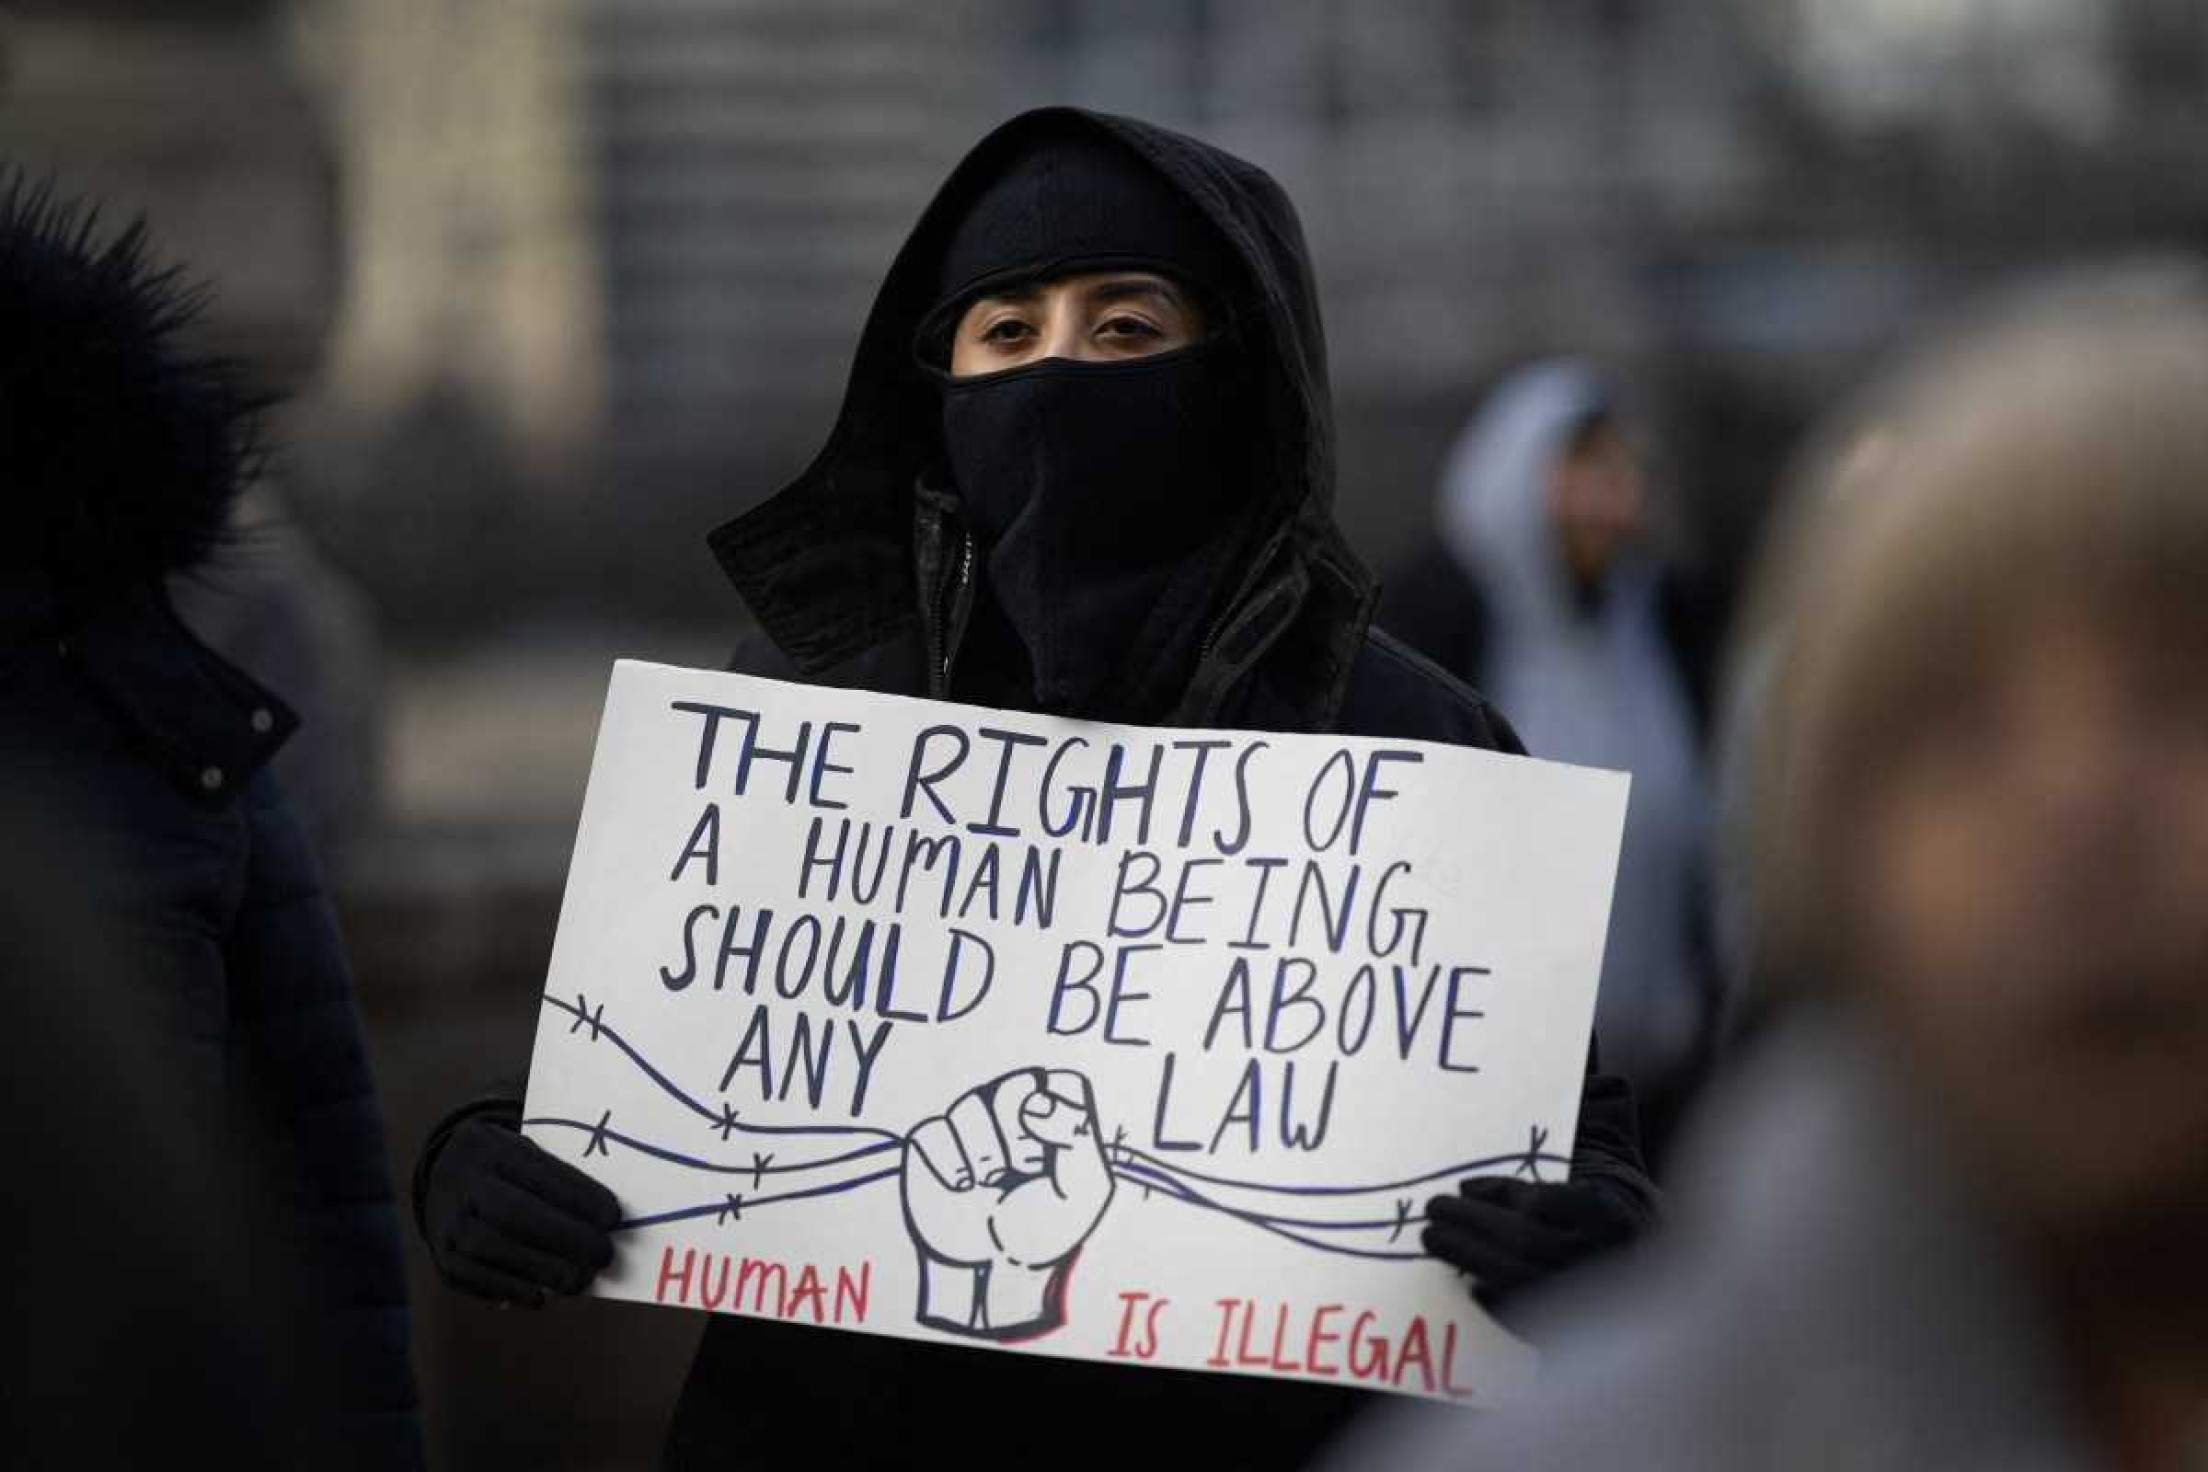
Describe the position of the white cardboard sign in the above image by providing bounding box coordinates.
[522,660,1627,1403]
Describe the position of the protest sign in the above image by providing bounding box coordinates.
[521,660,1627,1403]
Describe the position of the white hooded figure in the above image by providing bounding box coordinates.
[1403,361,1713,1132]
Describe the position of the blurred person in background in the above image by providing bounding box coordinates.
[1382,362,1723,1165]
[1343,267,2208,1472]
[0,174,422,1468]
[413,108,1659,1467]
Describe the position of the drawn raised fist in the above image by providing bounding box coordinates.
[900,1067,1114,1340]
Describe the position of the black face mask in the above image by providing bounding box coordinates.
[936,340,1253,717]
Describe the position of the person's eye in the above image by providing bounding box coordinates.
[979,318,1033,345]
[1099,315,1165,342]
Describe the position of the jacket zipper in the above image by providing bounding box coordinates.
[935,532,976,695]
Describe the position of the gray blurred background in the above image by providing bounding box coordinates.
[5,0,2205,1464]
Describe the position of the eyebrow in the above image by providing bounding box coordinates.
[1091,279,1183,309]
[968,276,1187,312]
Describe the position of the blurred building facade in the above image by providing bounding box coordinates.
[17,0,2202,639]
[575,0,2208,584]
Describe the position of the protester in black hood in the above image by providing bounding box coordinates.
[0,174,423,1467]
[703,108,1408,736]
[417,109,1658,1467]
[915,123,1246,717]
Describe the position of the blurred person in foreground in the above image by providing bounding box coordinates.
[1383,363,1723,1165]
[1343,268,2208,1471]
[413,108,1658,1466]
[0,174,422,1467]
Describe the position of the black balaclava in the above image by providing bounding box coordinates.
[920,127,1259,720]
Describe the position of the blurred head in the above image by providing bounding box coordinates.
[1439,361,1656,614]
[1751,269,2208,1248]
[0,173,263,609]
[1547,410,1648,587]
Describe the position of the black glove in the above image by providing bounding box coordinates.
[420,1113,621,1307]
[1422,1175,1640,1310]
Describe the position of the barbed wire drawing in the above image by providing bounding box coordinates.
[528,991,1569,1338]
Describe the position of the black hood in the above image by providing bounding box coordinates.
[0,174,263,608]
[709,107,1375,710]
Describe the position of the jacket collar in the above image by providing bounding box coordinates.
[710,481,1375,733]
[705,468,918,680]
[1188,514,1376,731]
[43,583,298,803]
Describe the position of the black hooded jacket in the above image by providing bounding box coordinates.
[652,109,1658,1467]
[0,181,421,1467]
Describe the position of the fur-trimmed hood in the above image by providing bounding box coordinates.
[1,173,263,610]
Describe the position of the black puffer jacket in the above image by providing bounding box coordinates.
[0,181,421,1467]
[663,107,1658,1467]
